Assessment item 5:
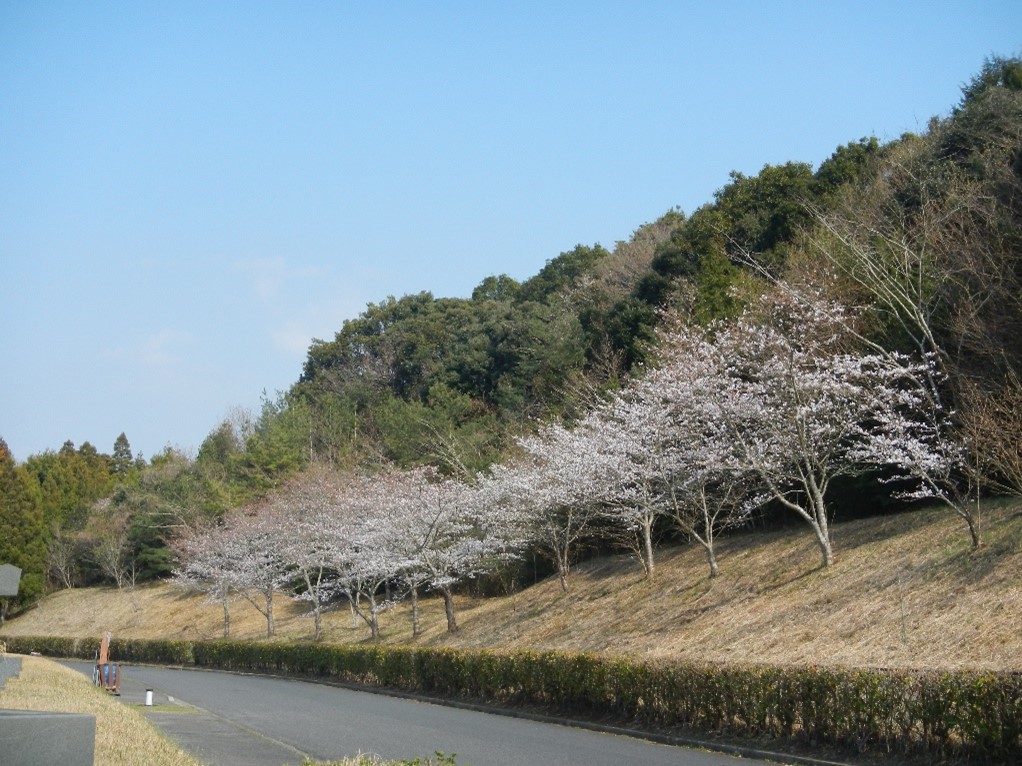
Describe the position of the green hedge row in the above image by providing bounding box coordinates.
[3,635,195,665]
[6,635,1019,763]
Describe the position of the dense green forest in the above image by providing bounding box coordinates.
[2,56,1021,616]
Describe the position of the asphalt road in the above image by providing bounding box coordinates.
[64,662,782,766]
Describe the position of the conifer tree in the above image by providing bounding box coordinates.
[112,432,134,477]
[0,438,47,619]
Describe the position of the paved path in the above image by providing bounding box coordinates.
[64,662,783,766]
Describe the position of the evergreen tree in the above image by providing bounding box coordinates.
[112,432,134,477]
[0,438,47,618]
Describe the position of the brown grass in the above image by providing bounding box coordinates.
[4,501,1022,671]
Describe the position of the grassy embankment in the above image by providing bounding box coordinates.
[4,500,1021,671]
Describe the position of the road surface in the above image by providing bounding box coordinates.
[64,662,785,766]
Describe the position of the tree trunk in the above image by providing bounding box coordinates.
[305,570,324,641]
[641,518,655,579]
[557,548,570,592]
[440,586,458,633]
[410,584,420,638]
[264,589,275,638]
[814,526,834,567]
[959,489,983,549]
[964,510,982,549]
[807,480,834,568]
[221,597,230,639]
[351,594,380,639]
[705,545,720,578]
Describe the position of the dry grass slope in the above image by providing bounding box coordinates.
[4,501,1021,671]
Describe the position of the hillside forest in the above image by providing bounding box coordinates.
[2,56,1021,636]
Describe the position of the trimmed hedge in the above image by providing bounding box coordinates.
[2,635,194,666]
[6,635,1019,763]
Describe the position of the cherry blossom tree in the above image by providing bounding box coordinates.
[480,424,602,593]
[685,295,945,568]
[368,466,521,635]
[611,386,758,578]
[573,323,760,579]
[225,510,292,638]
[172,523,243,638]
[388,469,463,634]
[747,192,996,547]
[350,467,432,636]
[322,474,412,640]
[177,459,526,642]
[710,303,864,566]
[563,407,666,578]
[851,354,978,544]
[176,467,354,641]
[250,464,415,641]
[268,465,351,641]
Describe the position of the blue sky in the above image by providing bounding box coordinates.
[1,2,1020,463]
